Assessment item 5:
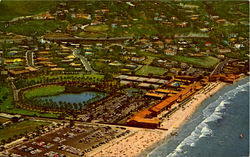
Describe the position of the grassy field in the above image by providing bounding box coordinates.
[92,61,121,73]
[0,20,68,36]
[138,51,164,58]
[0,120,50,141]
[0,1,56,21]
[143,56,155,65]
[171,56,220,68]
[135,65,167,76]
[85,25,109,32]
[0,83,59,118]
[24,85,65,99]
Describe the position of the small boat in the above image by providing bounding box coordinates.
[240,134,243,139]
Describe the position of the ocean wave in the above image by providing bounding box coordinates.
[165,81,249,157]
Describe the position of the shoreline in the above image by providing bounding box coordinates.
[91,76,248,157]
[138,76,248,157]
[92,81,228,157]
[137,81,227,157]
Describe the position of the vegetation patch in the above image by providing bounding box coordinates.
[170,56,220,68]
[0,83,14,112]
[0,120,50,142]
[15,74,104,89]
[85,25,109,32]
[135,65,167,76]
[23,85,65,99]
[0,20,68,36]
[78,31,106,38]
[0,83,59,118]
[0,117,10,124]
[0,1,56,21]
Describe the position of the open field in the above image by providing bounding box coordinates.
[135,65,167,76]
[170,56,220,68]
[0,120,50,142]
[23,85,65,99]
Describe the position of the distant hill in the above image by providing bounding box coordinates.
[0,0,57,21]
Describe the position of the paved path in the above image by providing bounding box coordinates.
[73,49,96,73]
[25,50,34,67]
[210,58,229,76]
[10,82,19,102]
[44,36,133,42]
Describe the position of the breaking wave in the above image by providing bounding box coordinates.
[165,81,249,157]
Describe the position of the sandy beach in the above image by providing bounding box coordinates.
[91,81,227,157]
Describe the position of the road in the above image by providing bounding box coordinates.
[73,49,96,73]
[210,58,229,76]
[10,82,19,102]
[44,36,133,42]
[26,50,34,67]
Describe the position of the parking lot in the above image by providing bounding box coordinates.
[9,123,131,157]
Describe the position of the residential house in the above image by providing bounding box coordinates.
[205,42,211,47]
[164,49,177,56]
[218,49,231,54]
[154,41,164,49]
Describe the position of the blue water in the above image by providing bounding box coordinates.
[38,91,106,105]
[148,77,249,157]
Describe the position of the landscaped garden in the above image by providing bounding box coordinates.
[0,83,59,118]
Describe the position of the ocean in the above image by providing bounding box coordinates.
[148,77,249,157]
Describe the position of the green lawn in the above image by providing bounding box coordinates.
[24,85,65,99]
[135,65,167,76]
[92,61,121,73]
[0,83,59,118]
[171,56,220,68]
[0,120,50,142]
[143,56,155,65]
